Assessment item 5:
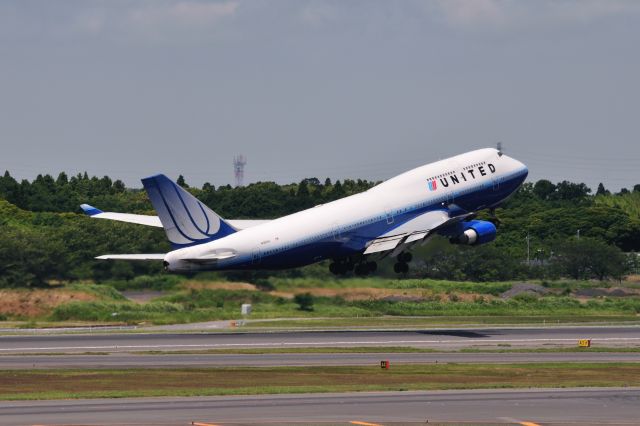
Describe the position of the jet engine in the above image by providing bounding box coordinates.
[449,220,496,245]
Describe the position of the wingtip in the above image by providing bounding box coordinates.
[80,204,103,216]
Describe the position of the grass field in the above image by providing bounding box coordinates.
[1,276,640,327]
[1,363,639,400]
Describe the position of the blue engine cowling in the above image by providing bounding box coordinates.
[449,220,497,245]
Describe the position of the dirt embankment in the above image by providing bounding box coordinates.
[0,289,98,317]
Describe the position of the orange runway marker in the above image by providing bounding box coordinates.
[350,421,384,426]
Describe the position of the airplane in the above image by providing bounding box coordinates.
[81,148,528,275]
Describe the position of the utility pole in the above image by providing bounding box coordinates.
[526,233,530,265]
[577,229,580,240]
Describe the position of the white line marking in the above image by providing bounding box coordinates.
[1,337,640,352]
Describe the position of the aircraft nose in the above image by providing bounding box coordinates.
[510,157,529,183]
[517,160,529,178]
[505,155,528,177]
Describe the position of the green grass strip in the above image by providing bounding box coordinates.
[1,363,639,401]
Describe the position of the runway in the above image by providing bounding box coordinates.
[1,326,638,353]
[1,351,639,369]
[1,387,639,425]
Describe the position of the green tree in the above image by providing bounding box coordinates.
[176,175,188,188]
[596,183,610,196]
[533,180,556,200]
[552,238,627,280]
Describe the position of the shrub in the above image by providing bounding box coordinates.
[294,293,315,311]
[105,275,183,291]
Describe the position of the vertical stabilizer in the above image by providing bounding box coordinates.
[141,174,236,248]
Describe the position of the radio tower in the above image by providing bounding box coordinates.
[233,155,246,187]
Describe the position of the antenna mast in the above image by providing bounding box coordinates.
[233,155,246,187]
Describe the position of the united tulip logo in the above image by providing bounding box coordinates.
[427,180,437,191]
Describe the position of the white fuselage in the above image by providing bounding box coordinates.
[164,148,527,272]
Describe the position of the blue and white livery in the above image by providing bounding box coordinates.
[82,148,528,275]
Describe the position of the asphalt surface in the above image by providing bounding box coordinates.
[1,387,639,425]
[1,326,639,353]
[1,351,639,369]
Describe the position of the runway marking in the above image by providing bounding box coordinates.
[2,337,639,352]
[520,422,541,426]
[192,422,221,426]
[350,421,384,426]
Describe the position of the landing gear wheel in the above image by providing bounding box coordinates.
[394,262,409,274]
[354,263,369,276]
[344,260,354,272]
[400,252,412,263]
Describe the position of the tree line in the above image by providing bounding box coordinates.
[1,170,639,286]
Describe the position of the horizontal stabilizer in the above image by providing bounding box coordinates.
[81,205,163,227]
[96,254,166,261]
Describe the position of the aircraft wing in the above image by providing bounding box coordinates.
[80,204,270,230]
[363,209,474,256]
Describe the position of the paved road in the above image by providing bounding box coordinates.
[1,326,638,353]
[1,351,639,369]
[1,387,639,425]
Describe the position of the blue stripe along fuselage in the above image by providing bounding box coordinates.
[213,168,528,270]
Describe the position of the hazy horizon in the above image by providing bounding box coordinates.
[1,1,639,192]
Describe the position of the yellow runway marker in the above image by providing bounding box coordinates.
[350,421,384,426]
[192,422,222,426]
[520,422,541,426]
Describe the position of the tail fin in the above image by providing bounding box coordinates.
[141,174,236,248]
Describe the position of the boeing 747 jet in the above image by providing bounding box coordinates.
[82,148,528,275]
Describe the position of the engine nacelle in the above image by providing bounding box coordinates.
[449,220,496,245]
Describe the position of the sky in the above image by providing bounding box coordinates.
[1,0,639,191]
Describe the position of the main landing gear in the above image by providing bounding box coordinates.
[394,251,412,274]
[488,207,501,227]
[329,258,377,276]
